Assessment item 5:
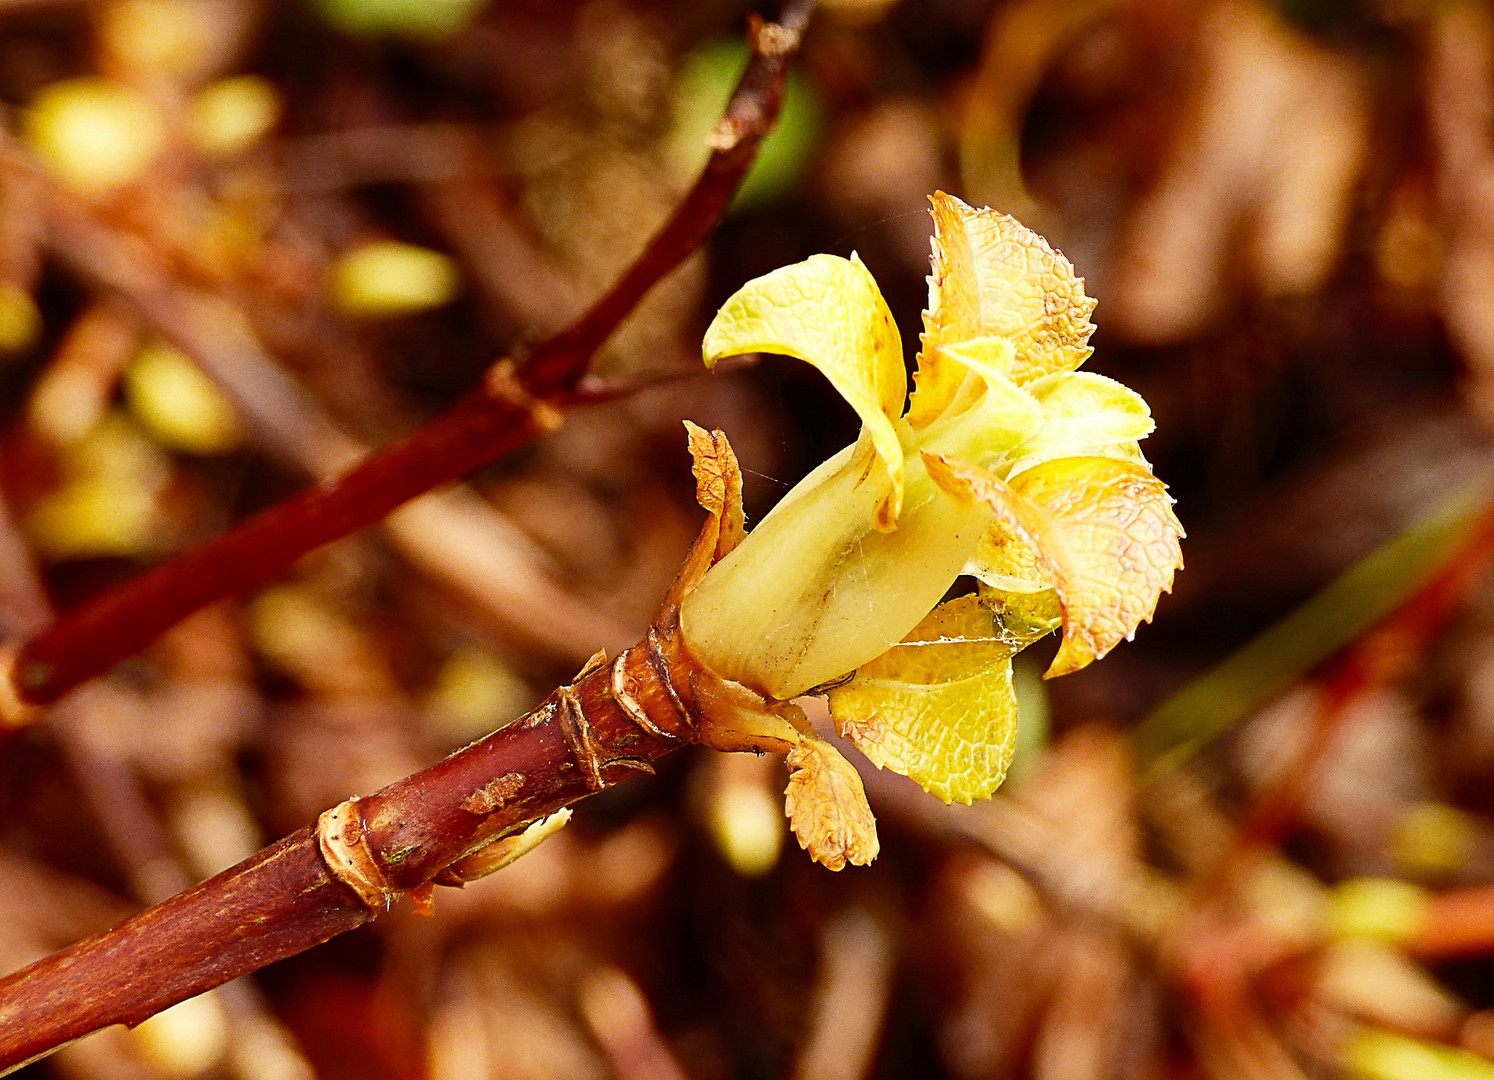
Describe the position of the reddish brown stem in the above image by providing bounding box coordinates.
[523,11,813,394]
[0,635,698,1073]
[5,0,816,708]
[11,382,552,704]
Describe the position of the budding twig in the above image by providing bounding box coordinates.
[0,623,700,1073]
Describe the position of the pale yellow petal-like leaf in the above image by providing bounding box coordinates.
[912,192,1096,425]
[828,596,1021,804]
[912,337,1047,473]
[703,252,906,526]
[680,444,991,701]
[784,735,879,870]
[1007,372,1154,476]
[938,336,1017,387]
[926,453,1184,678]
[965,517,1049,593]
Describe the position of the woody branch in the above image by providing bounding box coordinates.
[0,624,700,1073]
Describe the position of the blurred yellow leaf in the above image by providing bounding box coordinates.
[125,342,243,455]
[783,736,879,871]
[329,241,460,318]
[928,453,1183,678]
[0,283,40,353]
[25,78,166,196]
[191,76,281,158]
[130,993,228,1078]
[702,252,907,527]
[828,596,1021,804]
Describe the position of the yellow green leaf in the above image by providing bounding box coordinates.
[783,734,879,870]
[912,192,1096,425]
[926,453,1184,678]
[977,583,1064,644]
[703,252,907,527]
[1007,371,1153,476]
[680,444,991,701]
[828,596,1021,804]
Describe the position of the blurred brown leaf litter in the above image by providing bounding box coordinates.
[8,0,1494,1076]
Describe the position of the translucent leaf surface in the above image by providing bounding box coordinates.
[913,337,1046,470]
[1007,371,1154,475]
[965,516,1049,593]
[784,735,879,870]
[938,336,1018,387]
[911,192,1096,424]
[828,596,1021,804]
[703,252,907,527]
[927,453,1184,678]
[977,583,1064,644]
[680,444,991,700]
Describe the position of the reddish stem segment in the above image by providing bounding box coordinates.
[6,0,816,707]
[0,636,697,1073]
[12,383,552,704]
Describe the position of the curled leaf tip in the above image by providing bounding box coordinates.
[784,737,880,870]
[914,192,1097,426]
[666,423,749,607]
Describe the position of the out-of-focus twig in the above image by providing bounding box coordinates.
[1133,487,1494,774]
[0,472,312,1079]
[791,908,894,1080]
[0,0,817,710]
[30,204,635,662]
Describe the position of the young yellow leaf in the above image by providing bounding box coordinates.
[828,596,1021,804]
[965,516,1049,593]
[783,735,879,870]
[681,443,992,701]
[926,453,1183,678]
[1007,371,1153,476]
[703,252,907,527]
[912,192,1096,425]
[938,336,1017,387]
[914,339,1044,470]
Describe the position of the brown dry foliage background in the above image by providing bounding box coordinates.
[5,0,1494,1077]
